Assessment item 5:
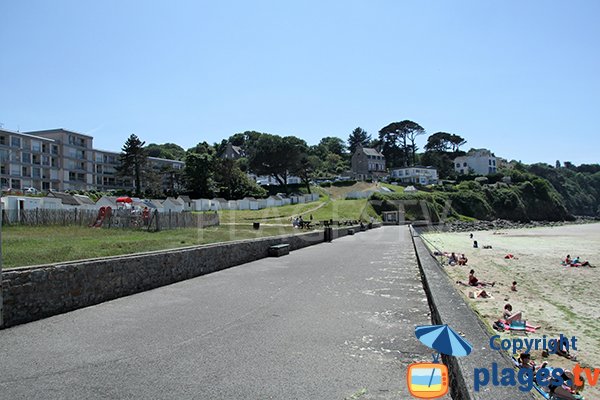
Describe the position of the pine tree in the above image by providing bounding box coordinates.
[118,134,147,196]
[347,127,371,154]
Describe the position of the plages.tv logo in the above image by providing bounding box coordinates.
[408,324,473,399]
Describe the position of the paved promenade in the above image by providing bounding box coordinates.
[0,226,443,399]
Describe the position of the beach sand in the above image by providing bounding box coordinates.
[423,223,600,398]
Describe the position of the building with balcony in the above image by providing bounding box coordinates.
[1,127,186,194]
[0,128,61,192]
[390,166,439,185]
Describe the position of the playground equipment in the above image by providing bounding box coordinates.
[90,206,112,228]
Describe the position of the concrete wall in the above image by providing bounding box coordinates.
[1,224,370,328]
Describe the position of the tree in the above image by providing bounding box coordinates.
[318,136,346,156]
[403,121,426,165]
[448,134,467,152]
[118,134,147,196]
[247,134,307,193]
[292,153,320,193]
[214,158,266,199]
[347,127,371,154]
[424,132,453,152]
[145,143,186,160]
[183,142,215,198]
[422,132,467,179]
[379,120,423,167]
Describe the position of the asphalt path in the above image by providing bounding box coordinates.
[0,226,443,399]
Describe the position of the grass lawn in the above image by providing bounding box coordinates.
[1,224,297,269]
[217,198,378,225]
[380,183,405,193]
[217,200,327,224]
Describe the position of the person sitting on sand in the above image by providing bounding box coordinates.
[469,270,495,287]
[518,353,546,373]
[503,303,523,323]
[565,254,572,265]
[511,281,518,292]
[448,252,457,266]
[458,254,468,265]
[572,256,593,267]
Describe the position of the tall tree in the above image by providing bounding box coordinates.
[403,121,426,165]
[448,134,467,152]
[347,127,371,154]
[378,122,408,168]
[118,134,147,196]
[247,134,307,193]
[183,142,215,198]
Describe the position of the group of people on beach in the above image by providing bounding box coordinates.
[563,254,594,268]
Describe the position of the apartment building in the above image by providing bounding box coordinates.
[1,127,184,194]
[0,128,61,192]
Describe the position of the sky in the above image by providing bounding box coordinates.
[1,1,599,165]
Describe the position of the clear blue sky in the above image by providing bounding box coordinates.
[1,1,598,164]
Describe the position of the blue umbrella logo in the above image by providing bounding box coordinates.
[415,324,473,357]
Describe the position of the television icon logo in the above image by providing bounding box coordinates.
[407,362,449,399]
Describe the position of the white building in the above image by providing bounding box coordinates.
[390,166,439,185]
[454,149,497,176]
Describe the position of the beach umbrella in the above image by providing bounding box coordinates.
[415,324,472,357]
[116,196,132,203]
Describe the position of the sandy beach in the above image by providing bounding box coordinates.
[423,223,600,398]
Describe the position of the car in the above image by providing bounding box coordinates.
[24,187,39,194]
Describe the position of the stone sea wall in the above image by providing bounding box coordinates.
[1,225,368,328]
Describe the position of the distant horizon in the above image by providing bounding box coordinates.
[2,1,598,166]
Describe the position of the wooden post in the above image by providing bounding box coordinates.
[155,210,160,232]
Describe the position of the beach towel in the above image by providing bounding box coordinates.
[497,319,538,333]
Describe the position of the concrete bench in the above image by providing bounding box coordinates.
[347,228,355,235]
[268,243,290,257]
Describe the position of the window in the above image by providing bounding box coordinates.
[456,163,460,168]
[95,153,103,162]
[11,178,21,189]
[0,165,5,174]
[0,135,6,145]
[11,136,21,147]
[32,155,40,165]
[76,150,85,159]
[463,162,467,167]
[10,164,20,175]
[96,165,103,173]
[0,149,9,162]
[22,166,30,177]
[42,143,48,153]
[51,145,59,155]
[33,168,41,178]
[489,159,492,165]
[42,155,50,166]
[31,140,41,152]
[492,160,496,166]
[22,152,31,163]
[42,182,50,190]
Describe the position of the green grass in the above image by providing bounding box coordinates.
[216,199,328,224]
[1,225,298,269]
[380,183,405,193]
[217,198,378,225]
